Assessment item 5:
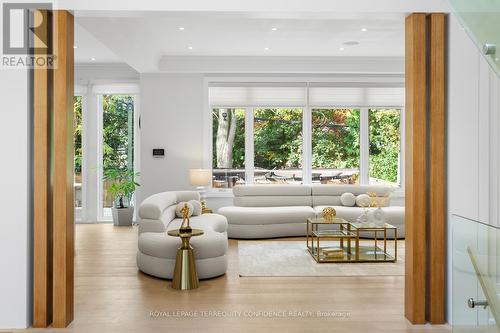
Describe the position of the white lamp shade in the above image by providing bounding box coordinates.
[189,169,211,186]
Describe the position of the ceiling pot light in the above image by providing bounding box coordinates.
[264,47,270,51]
[361,28,368,32]
[187,46,193,50]
[178,27,185,31]
[343,41,359,46]
[90,57,96,61]
[271,27,278,31]
[339,47,345,51]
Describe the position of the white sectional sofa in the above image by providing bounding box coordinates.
[218,184,405,239]
[137,191,228,279]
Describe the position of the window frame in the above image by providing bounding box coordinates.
[204,80,405,197]
[95,85,140,222]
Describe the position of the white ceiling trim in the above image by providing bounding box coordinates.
[158,56,404,74]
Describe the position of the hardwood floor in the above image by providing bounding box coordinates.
[19,224,450,332]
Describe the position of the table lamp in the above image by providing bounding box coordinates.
[189,169,211,209]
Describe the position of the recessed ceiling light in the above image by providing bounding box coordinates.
[343,41,359,46]
[496,57,499,62]
[187,46,193,50]
[73,45,77,49]
[178,27,185,31]
[264,47,270,51]
[271,27,278,31]
[339,47,345,51]
[361,28,368,32]
[90,57,96,61]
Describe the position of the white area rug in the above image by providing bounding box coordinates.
[238,240,404,277]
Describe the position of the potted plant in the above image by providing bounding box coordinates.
[104,168,140,226]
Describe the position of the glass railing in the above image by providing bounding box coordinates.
[448,0,500,76]
[452,215,500,332]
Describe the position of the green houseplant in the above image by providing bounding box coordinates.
[103,168,140,226]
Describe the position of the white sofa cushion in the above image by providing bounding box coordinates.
[138,191,177,220]
[234,195,312,207]
[233,184,311,196]
[167,214,228,234]
[217,206,315,225]
[340,192,356,206]
[356,194,371,207]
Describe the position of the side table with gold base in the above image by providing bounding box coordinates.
[167,228,204,290]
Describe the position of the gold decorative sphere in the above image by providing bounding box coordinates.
[322,207,336,221]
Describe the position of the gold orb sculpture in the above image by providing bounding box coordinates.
[322,207,336,221]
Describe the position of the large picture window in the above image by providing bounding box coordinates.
[208,83,404,191]
[312,108,360,184]
[254,108,303,184]
[369,108,401,186]
[212,108,245,188]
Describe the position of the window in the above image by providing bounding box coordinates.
[212,108,245,188]
[312,109,360,184]
[74,96,83,209]
[254,108,303,184]
[369,108,401,186]
[101,94,136,217]
[207,83,404,191]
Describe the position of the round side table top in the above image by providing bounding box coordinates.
[167,228,204,238]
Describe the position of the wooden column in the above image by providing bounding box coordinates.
[405,13,428,325]
[428,13,446,324]
[405,13,446,324]
[52,10,74,328]
[33,9,52,328]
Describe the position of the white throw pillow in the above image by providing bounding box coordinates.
[175,202,194,218]
[355,194,371,207]
[340,192,356,207]
[189,200,202,216]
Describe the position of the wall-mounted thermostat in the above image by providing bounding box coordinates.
[152,148,165,158]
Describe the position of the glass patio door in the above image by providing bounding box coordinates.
[98,94,136,221]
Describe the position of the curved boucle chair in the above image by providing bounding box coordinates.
[137,191,228,279]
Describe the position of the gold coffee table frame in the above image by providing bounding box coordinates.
[167,228,204,290]
[306,218,397,263]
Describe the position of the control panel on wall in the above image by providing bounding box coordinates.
[152,148,165,158]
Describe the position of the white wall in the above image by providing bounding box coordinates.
[139,73,206,204]
[0,69,32,328]
[446,13,500,324]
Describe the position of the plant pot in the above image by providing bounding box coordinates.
[111,206,134,226]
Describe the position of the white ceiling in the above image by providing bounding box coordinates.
[75,12,406,72]
[74,22,122,63]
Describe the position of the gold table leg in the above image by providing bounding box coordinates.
[172,236,199,290]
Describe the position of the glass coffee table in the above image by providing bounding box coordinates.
[306,218,398,263]
[349,222,398,262]
[306,217,358,263]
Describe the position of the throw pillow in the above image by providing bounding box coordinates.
[189,200,202,216]
[355,194,371,207]
[175,202,194,218]
[340,192,356,207]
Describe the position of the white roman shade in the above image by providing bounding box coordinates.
[309,86,405,107]
[209,84,306,107]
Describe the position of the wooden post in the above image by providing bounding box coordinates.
[52,10,74,328]
[33,9,52,328]
[428,13,446,324]
[404,13,427,324]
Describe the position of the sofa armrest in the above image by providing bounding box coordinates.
[138,218,165,234]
